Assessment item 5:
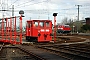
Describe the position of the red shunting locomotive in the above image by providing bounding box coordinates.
[57,25,71,34]
[26,20,52,42]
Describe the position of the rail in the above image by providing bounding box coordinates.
[0,45,46,60]
[37,43,90,60]
[0,43,4,51]
[17,46,46,60]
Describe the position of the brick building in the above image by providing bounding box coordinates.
[85,18,90,25]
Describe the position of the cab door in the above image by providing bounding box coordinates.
[26,21,32,36]
[38,21,45,42]
[45,21,52,41]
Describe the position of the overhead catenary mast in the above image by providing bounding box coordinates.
[12,5,14,31]
[75,5,82,33]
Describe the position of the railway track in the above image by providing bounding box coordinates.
[17,46,46,60]
[0,45,46,60]
[37,43,90,60]
[0,43,4,51]
[0,33,90,60]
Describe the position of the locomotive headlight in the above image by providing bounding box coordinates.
[58,28,60,29]
[60,28,63,29]
[41,29,44,32]
[46,29,49,32]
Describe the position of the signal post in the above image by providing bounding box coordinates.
[53,13,58,42]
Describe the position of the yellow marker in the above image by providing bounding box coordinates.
[65,41,66,43]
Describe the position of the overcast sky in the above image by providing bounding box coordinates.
[0,0,90,26]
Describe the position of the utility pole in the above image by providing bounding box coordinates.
[75,5,82,33]
[75,5,82,21]
[48,13,49,20]
[2,0,4,18]
[12,5,14,17]
[12,5,14,31]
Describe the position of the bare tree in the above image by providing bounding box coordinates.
[61,17,68,24]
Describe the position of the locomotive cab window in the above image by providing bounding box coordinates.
[65,25,70,28]
[34,22,38,27]
[40,22,44,27]
[27,22,31,28]
[46,22,50,27]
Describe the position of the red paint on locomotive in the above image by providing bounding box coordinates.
[26,20,52,42]
[57,25,71,33]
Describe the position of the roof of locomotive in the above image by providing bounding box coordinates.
[27,20,52,22]
[57,25,70,28]
[58,24,70,26]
